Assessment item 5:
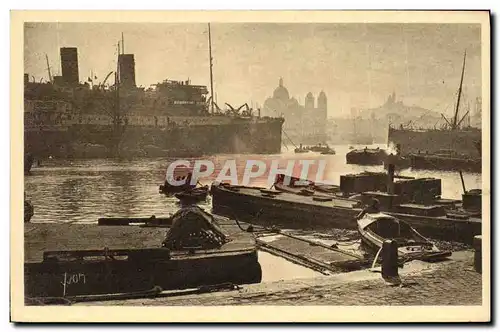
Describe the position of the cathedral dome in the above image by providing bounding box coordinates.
[272,78,290,101]
[289,97,299,106]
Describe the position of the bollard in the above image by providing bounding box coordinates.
[473,235,482,273]
[382,240,399,279]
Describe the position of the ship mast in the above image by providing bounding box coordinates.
[208,23,215,114]
[452,50,467,130]
[115,42,120,124]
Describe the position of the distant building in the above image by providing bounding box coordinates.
[263,78,327,144]
[471,96,482,128]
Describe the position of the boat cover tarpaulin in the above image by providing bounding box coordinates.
[163,206,229,250]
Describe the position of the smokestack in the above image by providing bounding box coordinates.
[118,54,136,88]
[60,47,79,86]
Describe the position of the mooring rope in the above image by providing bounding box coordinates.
[371,247,383,269]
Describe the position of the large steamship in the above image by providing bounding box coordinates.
[24,27,284,159]
[387,51,481,160]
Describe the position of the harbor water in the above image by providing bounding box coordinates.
[24,144,482,280]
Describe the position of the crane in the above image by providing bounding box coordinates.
[99,71,115,89]
[45,54,52,83]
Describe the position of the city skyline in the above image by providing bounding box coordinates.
[25,22,481,117]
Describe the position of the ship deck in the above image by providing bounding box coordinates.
[24,217,256,264]
[218,185,481,223]
[234,185,360,209]
[212,184,481,244]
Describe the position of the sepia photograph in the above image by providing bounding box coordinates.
[11,10,490,323]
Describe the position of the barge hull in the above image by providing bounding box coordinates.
[24,221,261,299]
[25,250,260,298]
[211,185,481,244]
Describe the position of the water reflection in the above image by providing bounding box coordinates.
[24,145,482,224]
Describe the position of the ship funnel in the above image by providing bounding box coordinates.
[118,54,136,88]
[60,47,79,86]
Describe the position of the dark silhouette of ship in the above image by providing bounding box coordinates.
[387,51,482,171]
[24,26,284,159]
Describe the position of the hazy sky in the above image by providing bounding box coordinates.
[24,22,482,117]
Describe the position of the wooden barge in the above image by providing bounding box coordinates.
[24,206,262,301]
[210,183,481,244]
[346,148,386,165]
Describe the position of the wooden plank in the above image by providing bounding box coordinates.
[98,217,172,226]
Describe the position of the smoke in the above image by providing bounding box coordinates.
[385,142,399,155]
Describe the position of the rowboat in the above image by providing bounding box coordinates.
[159,167,196,194]
[25,153,34,175]
[24,195,34,223]
[294,147,310,153]
[174,185,209,202]
[357,213,452,262]
[320,149,336,155]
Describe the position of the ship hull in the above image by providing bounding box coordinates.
[409,153,482,173]
[388,127,481,157]
[25,119,284,159]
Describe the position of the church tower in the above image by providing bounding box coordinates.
[317,91,327,112]
[317,91,327,141]
[305,92,314,110]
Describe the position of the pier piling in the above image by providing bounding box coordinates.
[473,235,482,273]
[382,240,399,279]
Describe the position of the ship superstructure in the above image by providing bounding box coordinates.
[24,30,284,158]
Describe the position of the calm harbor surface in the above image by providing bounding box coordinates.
[25,144,481,224]
[24,144,481,280]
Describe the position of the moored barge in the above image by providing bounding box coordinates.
[346,147,386,165]
[210,180,481,244]
[24,206,261,301]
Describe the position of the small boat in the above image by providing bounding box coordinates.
[159,167,196,194]
[294,147,310,153]
[294,144,310,154]
[24,194,34,223]
[310,143,334,154]
[346,147,386,165]
[357,213,452,262]
[175,186,209,202]
[24,153,34,175]
[320,149,336,155]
